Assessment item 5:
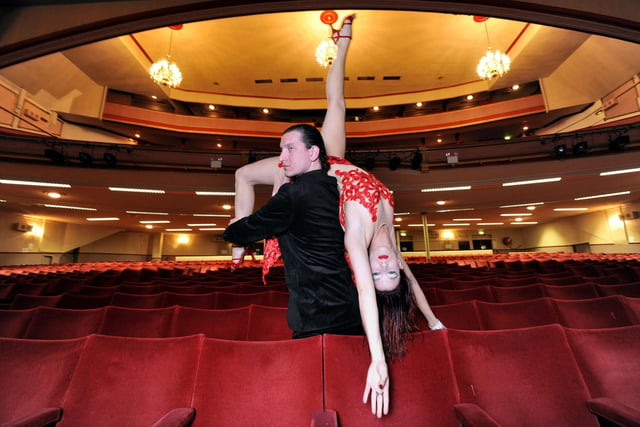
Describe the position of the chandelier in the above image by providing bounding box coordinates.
[150,25,183,87]
[475,17,511,80]
[315,10,339,67]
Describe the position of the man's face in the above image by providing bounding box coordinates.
[279,130,318,178]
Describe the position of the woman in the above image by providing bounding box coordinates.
[229,15,443,417]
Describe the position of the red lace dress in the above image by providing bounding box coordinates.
[261,157,394,283]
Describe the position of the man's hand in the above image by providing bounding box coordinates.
[362,359,389,418]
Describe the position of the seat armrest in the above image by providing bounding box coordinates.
[587,397,640,426]
[152,408,195,427]
[0,407,61,427]
[454,403,501,427]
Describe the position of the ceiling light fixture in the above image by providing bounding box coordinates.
[149,25,183,88]
[0,179,71,188]
[422,185,471,192]
[315,11,339,67]
[195,191,236,196]
[574,191,630,201]
[475,16,511,80]
[109,187,165,194]
[600,167,640,176]
[44,204,96,211]
[502,177,561,187]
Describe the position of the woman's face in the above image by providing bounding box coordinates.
[369,245,403,291]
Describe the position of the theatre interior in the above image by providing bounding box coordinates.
[0,1,639,426]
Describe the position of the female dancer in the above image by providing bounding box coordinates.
[229,15,443,417]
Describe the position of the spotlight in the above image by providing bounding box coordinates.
[411,149,423,170]
[389,156,401,171]
[78,152,93,166]
[554,144,567,157]
[365,157,376,171]
[103,152,117,167]
[572,141,588,156]
[44,148,65,165]
[609,135,629,152]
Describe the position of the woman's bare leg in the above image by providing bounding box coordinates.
[230,156,281,262]
[321,16,351,159]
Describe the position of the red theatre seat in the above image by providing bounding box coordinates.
[553,296,633,329]
[246,304,292,340]
[566,325,640,426]
[449,325,599,426]
[0,308,35,338]
[23,307,105,339]
[171,306,249,339]
[191,336,324,426]
[323,331,459,426]
[476,298,561,330]
[0,336,87,426]
[100,306,175,337]
[430,301,482,331]
[58,334,201,426]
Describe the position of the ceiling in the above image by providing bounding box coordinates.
[1,6,640,237]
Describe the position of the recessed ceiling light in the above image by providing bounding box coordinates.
[554,208,588,211]
[109,187,165,194]
[139,220,170,224]
[44,204,96,211]
[500,213,532,216]
[195,191,236,196]
[422,186,471,192]
[600,168,640,176]
[86,217,120,221]
[0,179,71,188]
[575,191,630,200]
[502,177,561,186]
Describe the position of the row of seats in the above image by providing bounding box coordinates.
[0,304,291,340]
[1,324,638,426]
[2,295,638,340]
[8,289,290,310]
[422,282,640,305]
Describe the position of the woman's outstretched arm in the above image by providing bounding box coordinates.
[401,257,444,329]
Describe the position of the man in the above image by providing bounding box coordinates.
[224,124,362,338]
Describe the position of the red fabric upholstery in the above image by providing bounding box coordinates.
[553,296,632,328]
[311,409,338,427]
[494,276,539,287]
[0,337,86,425]
[436,286,494,305]
[596,282,640,298]
[431,301,482,330]
[448,325,599,426]
[586,397,640,426]
[23,307,105,339]
[171,306,249,339]
[57,293,113,309]
[163,291,217,309]
[151,407,196,427]
[191,336,323,426]
[246,304,292,340]
[491,284,545,302]
[622,296,640,323]
[9,294,61,310]
[566,325,640,423]
[454,403,500,427]
[214,290,289,309]
[543,283,599,300]
[477,298,560,330]
[110,291,165,308]
[0,309,35,338]
[59,334,202,426]
[1,407,62,427]
[100,306,175,337]
[323,331,459,426]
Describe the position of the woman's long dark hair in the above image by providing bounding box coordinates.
[375,270,419,361]
[283,124,330,172]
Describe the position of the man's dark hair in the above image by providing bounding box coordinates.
[283,124,330,172]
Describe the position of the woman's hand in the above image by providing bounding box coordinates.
[362,359,390,418]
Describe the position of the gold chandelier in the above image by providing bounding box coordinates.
[150,25,183,87]
[315,10,339,67]
[476,18,511,80]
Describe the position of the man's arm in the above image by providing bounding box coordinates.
[224,184,293,245]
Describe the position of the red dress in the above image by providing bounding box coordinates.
[261,157,394,283]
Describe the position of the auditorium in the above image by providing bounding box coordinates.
[1,1,639,426]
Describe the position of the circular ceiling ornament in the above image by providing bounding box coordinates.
[320,10,338,25]
[473,16,489,23]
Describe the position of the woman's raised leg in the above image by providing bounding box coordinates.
[321,15,353,159]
